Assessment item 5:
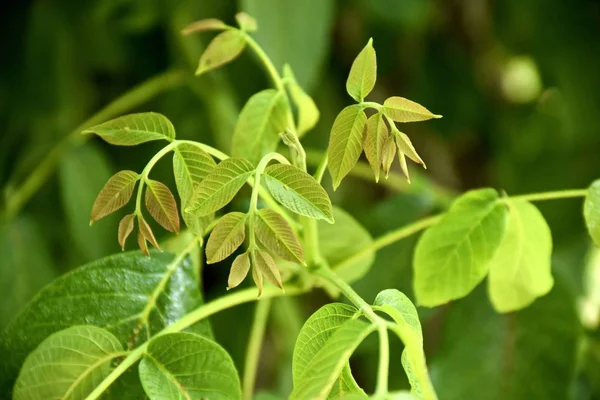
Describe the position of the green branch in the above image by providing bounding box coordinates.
[242,299,272,400]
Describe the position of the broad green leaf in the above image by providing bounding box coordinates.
[382,97,442,123]
[231,89,289,164]
[283,64,320,137]
[181,18,228,35]
[327,105,367,190]
[235,11,257,32]
[145,179,180,233]
[291,318,375,399]
[228,252,251,290]
[252,248,283,293]
[139,332,241,399]
[196,29,246,76]
[414,189,509,307]
[293,303,366,399]
[13,326,125,400]
[584,180,600,246]
[363,112,388,182]
[187,158,254,216]
[82,112,176,145]
[205,212,247,263]
[487,200,554,312]
[346,38,377,102]
[255,208,304,263]
[0,251,211,390]
[90,170,139,223]
[118,213,136,250]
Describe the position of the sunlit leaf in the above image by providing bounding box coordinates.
[394,129,425,167]
[255,208,304,263]
[118,213,136,250]
[206,212,247,264]
[138,216,160,255]
[283,64,320,137]
[381,134,397,179]
[584,180,600,246]
[363,112,387,182]
[196,29,246,76]
[82,112,176,145]
[327,105,367,190]
[228,252,251,290]
[382,97,442,123]
[253,248,283,290]
[236,12,257,32]
[252,258,264,296]
[263,163,334,223]
[145,179,180,233]
[90,170,139,223]
[414,189,509,307]
[181,18,228,35]
[346,38,376,102]
[13,326,125,400]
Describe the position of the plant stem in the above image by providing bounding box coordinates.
[243,34,284,91]
[375,324,390,397]
[313,152,328,184]
[361,101,382,111]
[507,188,587,202]
[242,298,272,400]
[4,69,187,220]
[135,142,178,215]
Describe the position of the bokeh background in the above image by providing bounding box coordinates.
[2,0,600,398]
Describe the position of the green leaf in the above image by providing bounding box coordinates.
[263,163,334,223]
[584,180,600,246]
[13,326,125,400]
[0,251,211,390]
[145,179,180,233]
[139,332,241,399]
[205,212,247,263]
[186,158,254,216]
[292,303,367,399]
[90,170,139,223]
[381,133,397,179]
[82,112,176,146]
[414,189,509,307]
[291,318,375,399]
[394,129,425,167]
[228,252,251,290]
[327,105,367,190]
[235,11,257,32]
[346,38,377,102]
[487,200,554,313]
[231,89,289,164]
[196,29,246,75]
[382,97,442,123]
[255,208,304,264]
[283,64,320,137]
[181,18,229,35]
[363,112,388,182]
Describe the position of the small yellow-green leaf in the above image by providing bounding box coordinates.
[363,112,388,182]
[381,134,397,179]
[253,249,283,290]
[263,164,334,223]
[584,180,600,246]
[252,260,264,297]
[283,64,319,137]
[346,38,376,102]
[327,105,367,190]
[90,170,139,223]
[181,18,229,35]
[138,216,160,253]
[228,252,251,290]
[236,12,257,32]
[196,29,246,76]
[394,128,426,167]
[118,213,135,250]
[255,208,304,264]
[382,97,442,122]
[397,151,410,182]
[82,112,176,146]
[145,180,180,233]
[205,212,247,264]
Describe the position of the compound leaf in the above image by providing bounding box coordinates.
[346,38,377,102]
[82,112,176,146]
[255,208,304,263]
[90,170,139,223]
[196,29,246,76]
[205,212,247,264]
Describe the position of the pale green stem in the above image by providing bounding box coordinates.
[375,323,390,396]
[242,298,272,400]
[507,189,587,202]
[135,142,178,215]
[361,101,382,111]
[313,152,328,184]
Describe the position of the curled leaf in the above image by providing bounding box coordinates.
[145,179,180,233]
[255,208,304,264]
[137,230,149,257]
[138,215,161,254]
[363,112,388,182]
[205,212,247,264]
[382,96,442,123]
[228,252,251,290]
[118,213,135,250]
[90,170,139,223]
[181,18,228,35]
[196,30,246,76]
[381,135,397,179]
[235,12,257,32]
[82,112,176,146]
[346,38,377,102]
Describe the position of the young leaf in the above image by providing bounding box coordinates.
[252,259,264,296]
[236,11,257,32]
[196,29,246,76]
[327,105,367,190]
[487,200,554,313]
[231,89,289,164]
[382,97,442,123]
[398,152,410,182]
[283,64,320,136]
[262,164,334,223]
[394,129,426,167]
[139,332,241,399]
[145,179,180,233]
[82,112,176,146]
[363,112,388,182]
[584,179,600,246]
[205,212,247,263]
[381,134,397,179]
[118,213,136,250]
[228,252,251,290]
[138,215,161,253]
[255,208,304,263]
[181,18,229,35]
[173,143,217,206]
[253,249,283,290]
[346,38,376,102]
[187,158,255,216]
[90,170,139,223]
[137,230,149,256]
[414,189,509,307]
[13,326,125,400]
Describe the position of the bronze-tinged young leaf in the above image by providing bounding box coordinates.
[144,180,180,233]
[283,64,320,137]
[252,261,264,297]
[82,112,176,146]
[253,249,283,290]
[118,213,135,250]
[346,38,377,102]
[206,212,247,264]
[187,158,255,216]
[584,180,600,246]
[196,29,246,76]
[137,230,149,256]
[255,208,304,264]
[236,12,257,32]
[382,96,442,123]
[90,170,139,223]
[228,252,251,290]
[327,105,367,190]
[263,164,334,223]
[181,18,229,35]
[381,135,397,179]
[363,112,388,182]
[138,216,160,254]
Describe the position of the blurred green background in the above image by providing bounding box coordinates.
[2,0,600,398]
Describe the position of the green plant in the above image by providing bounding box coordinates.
[2,11,599,400]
